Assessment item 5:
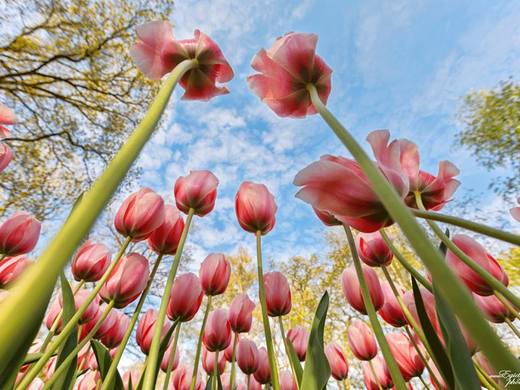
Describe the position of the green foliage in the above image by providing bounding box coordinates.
[90,340,125,390]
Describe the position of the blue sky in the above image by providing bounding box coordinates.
[127,0,520,265]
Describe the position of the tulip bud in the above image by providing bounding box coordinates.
[202,347,227,375]
[122,367,142,390]
[71,240,111,282]
[325,342,349,380]
[0,255,31,287]
[0,211,41,256]
[286,326,309,361]
[167,272,204,322]
[174,170,219,216]
[136,309,170,354]
[46,290,100,330]
[356,231,393,267]
[474,294,514,323]
[312,207,342,226]
[224,333,238,362]
[235,181,277,234]
[93,307,118,339]
[264,271,291,317]
[229,293,255,333]
[26,378,44,390]
[362,355,393,390]
[199,253,231,296]
[147,205,185,255]
[160,343,180,372]
[341,265,384,314]
[172,364,204,390]
[237,337,259,375]
[99,310,129,349]
[253,347,271,384]
[249,376,263,390]
[403,288,441,335]
[378,281,407,327]
[0,142,12,173]
[75,370,101,390]
[99,253,149,308]
[347,320,378,361]
[386,332,425,381]
[114,187,165,240]
[280,371,297,390]
[203,308,232,351]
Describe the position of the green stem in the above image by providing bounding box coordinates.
[368,359,383,390]
[307,83,519,373]
[417,374,430,389]
[102,253,165,389]
[163,322,182,390]
[229,332,239,390]
[495,292,520,321]
[474,363,495,390]
[414,192,520,310]
[505,318,520,339]
[343,225,407,389]
[277,316,299,390]
[247,374,250,390]
[256,231,280,390]
[143,208,195,390]
[213,350,219,390]
[17,237,131,389]
[0,59,197,377]
[403,326,441,390]
[411,209,520,246]
[190,295,213,390]
[42,300,115,389]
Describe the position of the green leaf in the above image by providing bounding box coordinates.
[90,340,125,390]
[300,291,331,390]
[286,339,303,385]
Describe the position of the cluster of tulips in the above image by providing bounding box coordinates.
[0,17,519,390]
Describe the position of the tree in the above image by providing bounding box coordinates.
[457,80,520,198]
[0,0,171,220]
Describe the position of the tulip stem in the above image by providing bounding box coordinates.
[143,208,195,390]
[417,374,430,389]
[256,231,281,390]
[163,322,182,390]
[247,374,251,390]
[42,300,115,389]
[308,83,519,373]
[102,252,165,389]
[213,350,219,390]
[474,363,496,390]
[277,316,300,390]
[343,225,407,389]
[342,379,349,390]
[229,332,239,390]
[17,237,131,390]
[495,292,520,321]
[414,192,520,310]
[190,295,213,390]
[368,360,383,390]
[504,318,520,339]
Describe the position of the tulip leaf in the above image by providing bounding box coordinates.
[286,338,303,385]
[300,291,331,390]
[90,339,125,390]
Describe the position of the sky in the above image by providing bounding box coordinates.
[126,0,520,266]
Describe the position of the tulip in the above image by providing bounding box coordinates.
[136,308,171,355]
[324,342,349,381]
[286,326,309,361]
[77,344,92,372]
[147,204,185,254]
[93,307,119,339]
[228,293,255,333]
[161,343,180,372]
[45,297,62,332]
[356,231,393,267]
[202,347,227,375]
[122,367,142,390]
[279,371,297,390]
[386,332,424,381]
[247,32,331,118]
[0,211,41,256]
[99,252,149,308]
[114,187,165,241]
[71,240,111,282]
[224,334,238,362]
[378,281,407,327]
[237,337,259,375]
[172,364,204,390]
[75,370,101,390]
[264,271,292,317]
[199,253,231,296]
[511,197,520,222]
[235,181,277,234]
[203,308,232,351]
[312,207,342,226]
[474,293,514,323]
[26,378,44,390]
[347,319,378,361]
[249,376,263,390]
[130,21,233,100]
[446,234,508,296]
[0,255,31,287]
[0,102,17,126]
[403,288,441,335]
[0,142,12,173]
[99,310,129,349]
[253,347,271,384]
[174,170,219,216]
[342,265,384,314]
[43,356,57,380]
[362,354,393,390]
[167,272,204,322]
[46,290,100,330]
[474,352,498,383]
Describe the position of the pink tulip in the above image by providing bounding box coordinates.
[172,364,204,390]
[510,197,520,222]
[446,234,508,296]
[474,352,497,382]
[264,271,292,317]
[99,252,149,308]
[160,343,180,372]
[136,308,170,354]
[341,265,384,314]
[71,240,111,282]
[199,253,231,296]
[474,293,514,323]
[26,378,44,390]
[92,307,118,339]
[0,102,17,126]
[75,370,101,390]
[224,333,238,362]
[46,289,100,330]
[147,204,185,254]
[114,187,165,241]
[98,310,129,348]
[43,356,57,380]
[202,347,227,375]
[0,142,12,173]
[403,288,441,335]
[0,255,31,287]
[237,337,259,375]
[325,342,349,381]
[286,326,309,361]
[249,376,263,390]
[229,293,255,333]
[0,211,41,256]
[356,232,393,267]
[45,297,62,332]
[362,355,393,390]
[174,170,219,216]
[279,371,297,390]
[313,207,342,226]
[167,272,204,322]
[247,32,331,118]
[386,332,424,381]
[347,320,378,361]
[253,347,271,384]
[203,308,232,351]
[235,181,277,235]
[77,344,92,372]
[122,367,142,390]
[378,281,407,327]
[130,21,233,100]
